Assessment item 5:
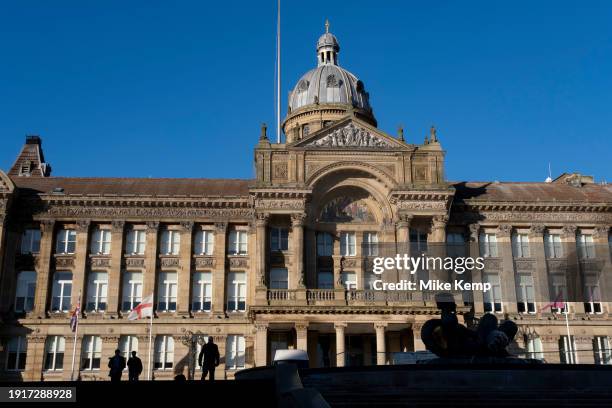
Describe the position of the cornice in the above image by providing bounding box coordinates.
[458,201,610,213]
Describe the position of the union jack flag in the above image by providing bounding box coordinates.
[70,296,80,332]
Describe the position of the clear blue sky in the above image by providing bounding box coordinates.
[1,1,611,182]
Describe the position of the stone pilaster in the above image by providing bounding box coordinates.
[73,220,91,311]
[107,221,125,316]
[374,322,387,365]
[593,225,611,315]
[291,213,306,289]
[295,322,309,351]
[334,322,346,367]
[562,225,583,314]
[254,323,268,366]
[412,322,425,351]
[469,224,485,314]
[529,224,549,311]
[178,221,194,316]
[395,214,412,281]
[143,222,159,306]
[213,222,227,316]
[497,224,518,313]
[34,220,55,317]
[255,213,268,290]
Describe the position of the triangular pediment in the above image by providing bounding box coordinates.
[290,118,407,150]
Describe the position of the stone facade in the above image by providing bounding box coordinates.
[1,27,611,382]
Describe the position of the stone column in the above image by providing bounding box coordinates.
[334,322,346,367]
[529,224,549,311]
[291,213,306,289]
[429,216,448,283]
[34,220,55,317]
[497,224,518,313]
[255,323,268,366]
[374,322,387,365]
[430,215,448,243]
[395,214,411,282]
[255,214,268,303]
[213,222,227,316]
[295,322,309,351]
[72,220,91,310]
[178,221,194,316]
[143,222,159,306]
[562,225,583,314]
[305,228,316,288]
[107,221,125,316]
[469,224,485,314]
[412,322,425,351]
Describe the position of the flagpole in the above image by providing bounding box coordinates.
[70,292,81,381]
[276,0,281,143]
[147,313,153,380]
[564,301,573,361]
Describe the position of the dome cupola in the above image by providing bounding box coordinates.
[283,20,376,143]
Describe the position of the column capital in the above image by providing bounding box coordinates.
[562,224,577,238]
[111,220,125,233]
[529,224,546,236]
[180,221,194,232]
[468,223,480,242]
[295,322,309,331]
[374,322,388,331]
[334,322,347,330]
[496,223,512,238]
[396,213,413,229]
[214,221,227,232]
[291,213,307,227]
[255,323,269,332]
[593,225,610,239]
[431,215,448,230]
[75,219,91,233]
[146,221,160,232]
[40,219,55,234]
[255,212,269,227]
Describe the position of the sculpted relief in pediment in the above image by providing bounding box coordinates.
[304,123,393,148]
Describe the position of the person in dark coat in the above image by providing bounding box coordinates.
[198,336,220,381]
[127,351,143,381]
[108,349,126,382]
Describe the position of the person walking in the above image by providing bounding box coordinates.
[108,349,126,382]
[127,351,143,381]
[198,337,220,381]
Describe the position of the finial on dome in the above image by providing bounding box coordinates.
[325,19,330,33]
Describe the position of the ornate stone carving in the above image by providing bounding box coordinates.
[55,257,75,268]
[90,257,110,268]
[320,196,374,223]
[146,221,159,232]
[228,257,248,268]
[40,219,55,235]
[124,257,145,268]
[472,212,611,224]
[291,213,307,227]
[562,224,577,237]
[529,224,545,235]
[42,206,254,219]
[159,257,180,268]
[195,257,215,268]
[396,201,447,211]
[111,220,125,233]
[180,221,194,231]
[497,224,512,237]
[431,215,448,230]
[514,259,535,272]
[484,258,501,270]
[76,219,91,232]
[255,199,305,210]
[468,224,480,242]
[214,222,227,232]
[306,123,393,148]
[255,212,269,227]
[593,225,610,239]
[272,163,288,179]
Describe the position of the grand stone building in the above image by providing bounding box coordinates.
[1,25,611,381]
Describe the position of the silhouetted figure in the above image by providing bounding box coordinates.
[198,336,220,381]
[174,374,187,381]
[127,351,143,381]
[108,349,126,382]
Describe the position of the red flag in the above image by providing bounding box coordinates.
[539,291,565,312]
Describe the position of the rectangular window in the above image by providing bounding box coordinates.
[56,229,76,254]
[559,335,577,364]
[583,275,602,314]
[227,272,246,312]
[270,227,289,251]
[90,228,111,255]
[526,337,544,360]
[5,336,27,371]
[81,335,102,371]
[340,232,356,256]
[516,274,535,313]
[593,336,611,365]
[550,274,568,314]
[122,272,143,311]
[15,271,36,313]
[194,230,214,256]
[317,270,333,289]
[44,336,65,371]
[157,272,177,312]
[269,268,288,289]
[160,229,181,256]
[225,335,245,370]
[341,272,357,290]
[512,233,530,258]
[545,233,563,258]
[86,272,108,312]
[119,336,139,365]
[316,232,333,256]
[154,336,174,370]
[410,229,428,253]
[364,271,378,290]
[483,273,502,313]
[191,272,212,312]
[21,228,41,254]
[51,272,72,312]
[228,230,248,255]
[446,232,466,257]
[577,233,595,259]
[125,229,146,255]
[479,233,498,258]
[363,232,378,256]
